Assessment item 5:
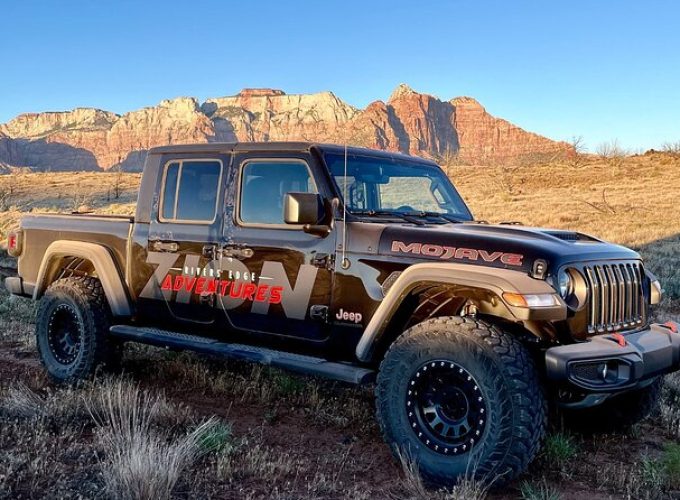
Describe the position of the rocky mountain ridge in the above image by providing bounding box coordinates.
[0,85,570,171]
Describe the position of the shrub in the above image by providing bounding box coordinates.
[394,449,489,500]
[87,379,216,500]
[0,383,46,419]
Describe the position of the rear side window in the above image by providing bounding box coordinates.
[239,160,316,225]
[161,160,222,222]
[162,162,180,218]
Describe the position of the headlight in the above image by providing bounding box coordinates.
[651,279,663,305]
[558,270,573,298]
[646,270,663,305]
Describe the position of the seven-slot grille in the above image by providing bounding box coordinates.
[583,262,646,334]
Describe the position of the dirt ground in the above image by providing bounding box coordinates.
[0,335,677,500]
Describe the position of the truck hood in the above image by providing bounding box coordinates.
[377,223,640,274]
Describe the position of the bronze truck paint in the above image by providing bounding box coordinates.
[6,141,680,487]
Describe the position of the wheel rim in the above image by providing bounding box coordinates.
[406,360,487,455]
[47,304,83,365]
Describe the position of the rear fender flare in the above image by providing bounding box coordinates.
[33,240,132,317]
[355,262,566,362]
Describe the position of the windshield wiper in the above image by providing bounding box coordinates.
[401,211,466,224]
[351,210,426,226]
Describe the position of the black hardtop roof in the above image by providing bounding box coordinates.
[148,142,437,165]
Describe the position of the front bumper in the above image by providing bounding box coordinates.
[545,322,680,394]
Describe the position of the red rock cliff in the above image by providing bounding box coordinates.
[0,85,571,171]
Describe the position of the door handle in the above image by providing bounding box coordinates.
[222,245,254,260]
[151,240,179,252]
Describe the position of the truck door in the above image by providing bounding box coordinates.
[145,155,227,325]
[218,153,335,342]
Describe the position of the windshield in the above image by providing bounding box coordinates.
[324,152,473,221]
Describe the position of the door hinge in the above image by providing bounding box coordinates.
[222,245,254,260]
[151,240,179,252]
[311,253,335,270]
[309,305,329,322]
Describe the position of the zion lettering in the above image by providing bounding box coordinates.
[160,275,282,304]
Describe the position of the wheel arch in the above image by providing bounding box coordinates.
[33,240,132,317]
[356,262,566,363]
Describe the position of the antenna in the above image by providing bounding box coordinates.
[341,140,349,269]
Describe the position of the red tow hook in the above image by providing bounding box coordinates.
[611,333,627,347]
[663,321,679,334]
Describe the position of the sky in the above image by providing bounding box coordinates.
[1,0,679,152]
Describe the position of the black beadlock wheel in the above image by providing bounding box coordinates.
[407,360,487,455]
[36,276,120,383]
[46,303,84,365]
[376,316,547,488]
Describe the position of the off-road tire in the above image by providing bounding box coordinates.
[376,316,547,487]
[563,377,663,432]
[36,276,121,383]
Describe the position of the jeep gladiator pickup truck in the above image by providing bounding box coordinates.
[5,142,679,485]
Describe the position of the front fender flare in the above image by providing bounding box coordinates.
[33,240,132,317]
[355,262,566,362]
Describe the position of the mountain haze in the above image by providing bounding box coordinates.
[0,85,570,172]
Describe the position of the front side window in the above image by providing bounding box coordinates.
[325,153,473,221]
[161,160,221,222]
[239,160,317,225]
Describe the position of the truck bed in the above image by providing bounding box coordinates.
[16,213,134,294]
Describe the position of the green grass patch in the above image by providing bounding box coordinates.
[542,432,578,468]
[520,479,561,500]
[271,371,307,396]
[662,443,680,488]
[196,420,233,454]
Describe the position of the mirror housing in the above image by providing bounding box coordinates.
[284,192,330,237]
[284,192,324,225]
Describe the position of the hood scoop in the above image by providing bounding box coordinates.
[541,230,597,242]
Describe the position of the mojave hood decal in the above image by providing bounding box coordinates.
[390,240,524,266]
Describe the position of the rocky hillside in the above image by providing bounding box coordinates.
[0,85,570,171]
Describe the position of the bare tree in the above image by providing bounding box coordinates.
[0,170,18,211]
[113,165,124,200]
[493,164,523,197]
[661,140,680,156]
[567,136,587,168]
[108,155,125,201]
[70,189,94,213]
[597,139,627,168]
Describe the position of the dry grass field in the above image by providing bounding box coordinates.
[1,151,680,499]
[452,152,680,305]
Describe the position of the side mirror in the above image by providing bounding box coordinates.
[284,192,330,237]
[284,192,324,225]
